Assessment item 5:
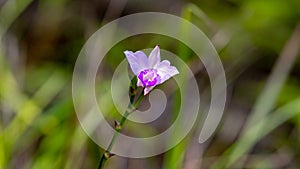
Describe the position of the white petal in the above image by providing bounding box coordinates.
[144,86,155,95]
[155,60,179,84]
[148,45,161,67]
[136,78,143,87]
[124,51,149,75]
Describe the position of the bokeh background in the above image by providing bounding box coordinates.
[1,0,300,168]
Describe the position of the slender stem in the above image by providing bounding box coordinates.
[134,91,144,108]
[107,110,130,152]
[97,154,106,169]
[97,88,144,169]
[97,110,130,169]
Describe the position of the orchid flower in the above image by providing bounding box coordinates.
[124,45,179,95]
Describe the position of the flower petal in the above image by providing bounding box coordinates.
[136,78,143,87]
[144,86,156,95]
[155,60,179,84]
[124,51,149,75]
[148,45,161,67]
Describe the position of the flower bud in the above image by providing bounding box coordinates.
[114,120,122,131]
[104,151,114,159]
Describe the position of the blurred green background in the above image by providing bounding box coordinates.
[1,0,300,168]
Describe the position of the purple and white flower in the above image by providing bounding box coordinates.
[124,45,179,95]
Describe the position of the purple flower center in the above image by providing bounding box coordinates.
[138,69,160,87]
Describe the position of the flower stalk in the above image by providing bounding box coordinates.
[97,78,144,169]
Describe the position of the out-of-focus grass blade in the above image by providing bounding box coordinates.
[0,0,33,166]
[162,7,193,169]
[0,43,6,169]
[0,69,67,169]
[186,3,217,35]
[20,98,73,169]
[0,0,34,35]
[212,23,300,168]
[64,126,89,169]
[4,70,67,144]
[212,98,300,168]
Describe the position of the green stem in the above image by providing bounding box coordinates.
[97,153,106,169]
[97,88,144,169]
[107,110,130,152]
